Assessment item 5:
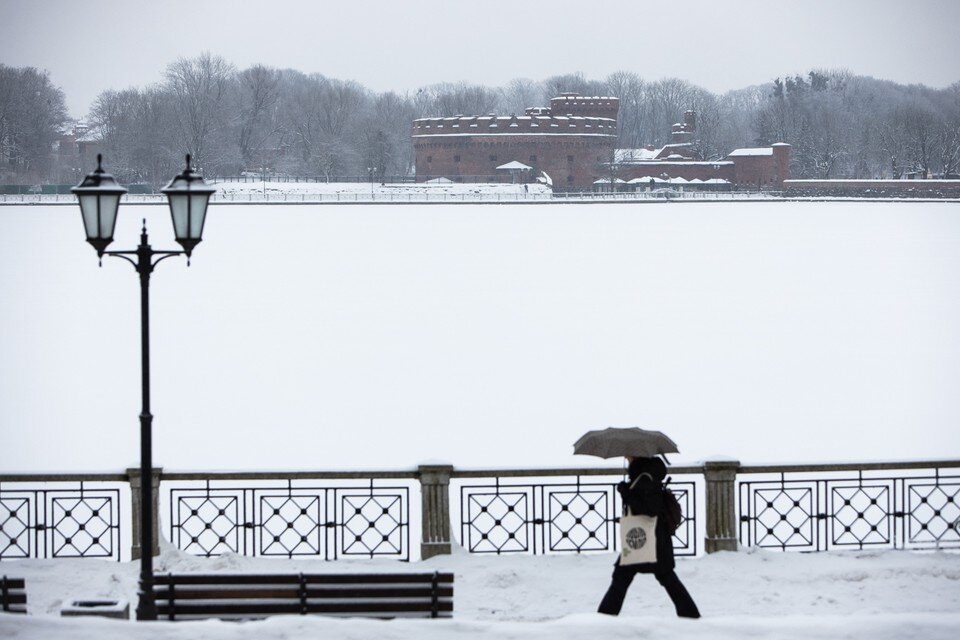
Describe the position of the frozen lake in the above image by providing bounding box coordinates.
[1,201,958,472]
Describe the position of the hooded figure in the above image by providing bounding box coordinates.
[597,456,700,618]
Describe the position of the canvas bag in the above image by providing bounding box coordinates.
[619,474,658,566]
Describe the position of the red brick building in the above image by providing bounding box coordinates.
[412,94,619,188]
[615,111,791,188]
[413,95,790,190]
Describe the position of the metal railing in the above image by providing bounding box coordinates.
[1,460,957,564]
[452,468,699,557]
[0,475,127,561]
[161,472,414,561]
[0,190,783,206]
[737,462,960,552]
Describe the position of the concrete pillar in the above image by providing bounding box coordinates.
[418,464,454,560]
[704,459,740,553]
[127,467,162,560]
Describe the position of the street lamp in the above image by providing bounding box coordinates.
[71,154,214,621]
[367,166,375,199]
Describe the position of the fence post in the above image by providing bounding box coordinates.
[703,459,740,553]
[127,467,162,560]
[418,464,454,559]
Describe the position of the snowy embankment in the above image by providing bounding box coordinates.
[2,544,958,639]
[212,180,553,197]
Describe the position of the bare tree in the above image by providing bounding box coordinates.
[499,78,543,116]
[0,64,67,180]
[237,65,282,166]
[164,52,238,174]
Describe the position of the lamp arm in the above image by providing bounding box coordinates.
[102,252,139,270]
[101,249,185,271]
[150,252,186,269]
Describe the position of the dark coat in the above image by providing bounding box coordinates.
[616,457,675,573]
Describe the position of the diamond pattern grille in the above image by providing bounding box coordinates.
[168,483,409,560]
[739,475,960,552]
[51,496,115,558]
[0,498,30,559]
[908,483,960,544]
[832,486,889,546]
[460,479,697,556]
[0,487,121,561]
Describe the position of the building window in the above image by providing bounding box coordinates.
[489,154,497,162]
[427,155,432,163]
[566,175,574,183]
[529,155,537,163]
[567,155,574,163]
[454,155,461,163]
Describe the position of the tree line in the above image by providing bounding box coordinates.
[1,55,958,184]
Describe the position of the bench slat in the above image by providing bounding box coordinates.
[157,601,454,616]
[1,576,27,615]
[153,573,453,621]
[154,573,453,586]
[153,586,454,600]
[0,593,27,605]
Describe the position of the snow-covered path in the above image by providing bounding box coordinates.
[2,545,958,638]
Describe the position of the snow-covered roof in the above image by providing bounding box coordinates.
[593,178,626,184]
[615,148,660,162]
[496,161,533,171]
[727,147,774,157]
[627,177,668,183]
[665,154,686,159]
[553,95,618,100]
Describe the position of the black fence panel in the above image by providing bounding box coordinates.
[166,479,410,561]
[458,476,697,557]
[0,483,122,561]
[738,469,960,551]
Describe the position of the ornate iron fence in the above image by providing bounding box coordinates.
[164,478,411,561]
[456,472,698,557]
[2,461,958,564]
[0,480,123,561]
[738,467,960,551]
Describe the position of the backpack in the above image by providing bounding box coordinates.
[662,485,683,533]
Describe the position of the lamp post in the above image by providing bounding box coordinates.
[367,166,375,199]
[71,154,215,621]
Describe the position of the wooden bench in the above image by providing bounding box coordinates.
[153,572,454,621]
[0,576,26,614]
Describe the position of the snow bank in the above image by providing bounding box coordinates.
[211,180,552,197]
[2,545,958,638]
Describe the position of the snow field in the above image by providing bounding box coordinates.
[1,201,958,472]
[1,544,958,639]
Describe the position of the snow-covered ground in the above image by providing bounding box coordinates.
[213,180,550,194]
[1,201,959,471]
[211,179,554,200]
[1,545,958,638]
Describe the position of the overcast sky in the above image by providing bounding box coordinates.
[2,0,959,117]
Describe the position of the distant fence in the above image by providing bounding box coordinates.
[0,184,156,195]
[2,460,957,563]
[0,190,791,206]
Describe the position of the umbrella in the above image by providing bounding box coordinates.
[573,427,679,459]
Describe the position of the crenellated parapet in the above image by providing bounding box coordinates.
[549,93,620,120]
[412,114,617,138]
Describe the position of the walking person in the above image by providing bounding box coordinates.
[597,456,701,618]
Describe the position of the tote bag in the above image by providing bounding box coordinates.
[619,475,658,566]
